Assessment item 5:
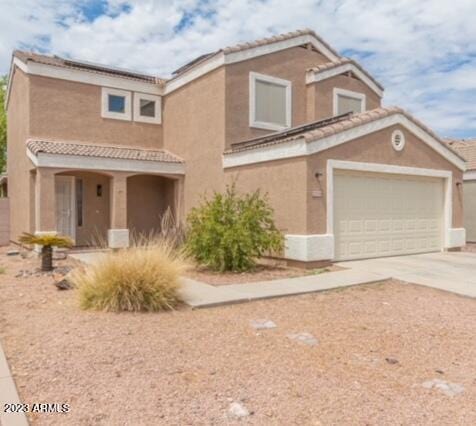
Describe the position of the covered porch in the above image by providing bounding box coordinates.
[27,139,185,248]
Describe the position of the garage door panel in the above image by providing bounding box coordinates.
[334,172,443,261]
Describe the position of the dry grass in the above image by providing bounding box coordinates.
[71,240,188,312]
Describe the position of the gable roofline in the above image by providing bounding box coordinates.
[6,29,344,106]
[306,58,384,97]
[165,29,341,94]
[223,107,466,171]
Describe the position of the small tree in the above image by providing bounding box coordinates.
[0,75,7,173]
[19,233,73,271]
[185,184,284,272]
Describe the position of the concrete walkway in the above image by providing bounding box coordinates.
[71,252,390,308]
[0,341,29,426]
[340,251,476,298]
[180,269,389,308]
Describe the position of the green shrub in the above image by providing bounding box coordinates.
[72,240,188,312]
[185,184,284,272]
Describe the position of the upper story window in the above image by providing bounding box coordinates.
[333,88,366,116]
[133,93,162,124]
[101,87,131,121]
[249,72,292,131]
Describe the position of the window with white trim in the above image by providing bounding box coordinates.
[101,87,131,121]
[249,72,291,131]
[133,93,162,124]
[333,88,366,116]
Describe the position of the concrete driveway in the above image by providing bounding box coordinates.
[340,251,476,298]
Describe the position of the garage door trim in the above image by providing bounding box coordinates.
[326,160,453,258]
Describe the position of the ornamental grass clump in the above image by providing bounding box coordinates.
[72,240,188,312]
[185,184,284,272]
[18,232,73,271]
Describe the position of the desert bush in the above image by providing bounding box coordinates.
[72,240,188,312]
[185,184,284,272]
[18,232,73,271]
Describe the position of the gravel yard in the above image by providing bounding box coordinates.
[1,247,475,425]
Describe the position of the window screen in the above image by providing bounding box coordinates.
[337,95,362,115]
[140,99,156,117]
[255,80,287,126]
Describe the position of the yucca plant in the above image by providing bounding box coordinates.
[19,233,73,271]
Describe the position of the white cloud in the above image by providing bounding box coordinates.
[1,0,475,138]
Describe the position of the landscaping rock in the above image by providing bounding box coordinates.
[7,250,20,256]
[422,378,464,397]
[228,402,250,418]
[250,319,276,330]
[287,332,318,347]
[385,357,399,365]
[54,278,73,291]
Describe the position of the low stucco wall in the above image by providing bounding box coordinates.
[464,181,476,242]
[0,198,10,246]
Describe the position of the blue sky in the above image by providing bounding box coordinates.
[1,0,475,139]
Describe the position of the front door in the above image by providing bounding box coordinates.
[55,176,75,241]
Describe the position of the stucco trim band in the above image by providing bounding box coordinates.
[446,228,466,248]
[222,113,466,171]
[27,150,185,175]
[108,229,130,248]
[285,234,334,261]
[463,171,476,181]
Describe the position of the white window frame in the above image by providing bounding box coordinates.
[333,88,366,116]
[101,87,132,121]
[133,93,162,124]
[249,72,292,131]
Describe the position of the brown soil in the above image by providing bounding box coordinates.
[186,264,343,286]
[0,246,475,425]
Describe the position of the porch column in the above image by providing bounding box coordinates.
[174,176,185,224]
[35,168,56,235]
[108,173,129,248]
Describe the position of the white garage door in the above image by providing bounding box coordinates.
[334,171,444,261]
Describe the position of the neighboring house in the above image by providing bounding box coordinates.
[6,29,467,266]
[445,139,476,242]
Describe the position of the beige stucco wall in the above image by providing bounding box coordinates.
[127,174,175,236]
[307,74,382,122]
[29,75,163,148]
[306,125,464,234]
[163,67,226,215]
[464,181,476,242]
[225,46,329,147]
[7,69,34,241]
[224,157,308,235]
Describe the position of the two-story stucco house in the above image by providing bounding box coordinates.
[6,29,467,267]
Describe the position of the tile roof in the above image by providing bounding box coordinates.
[307,58,384,91]
[172,28,341,77]
[27,140,183,163]
[226,107,465,162]
[222,28,340,58]
[444,139,476,170]
[14,51,167,85]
